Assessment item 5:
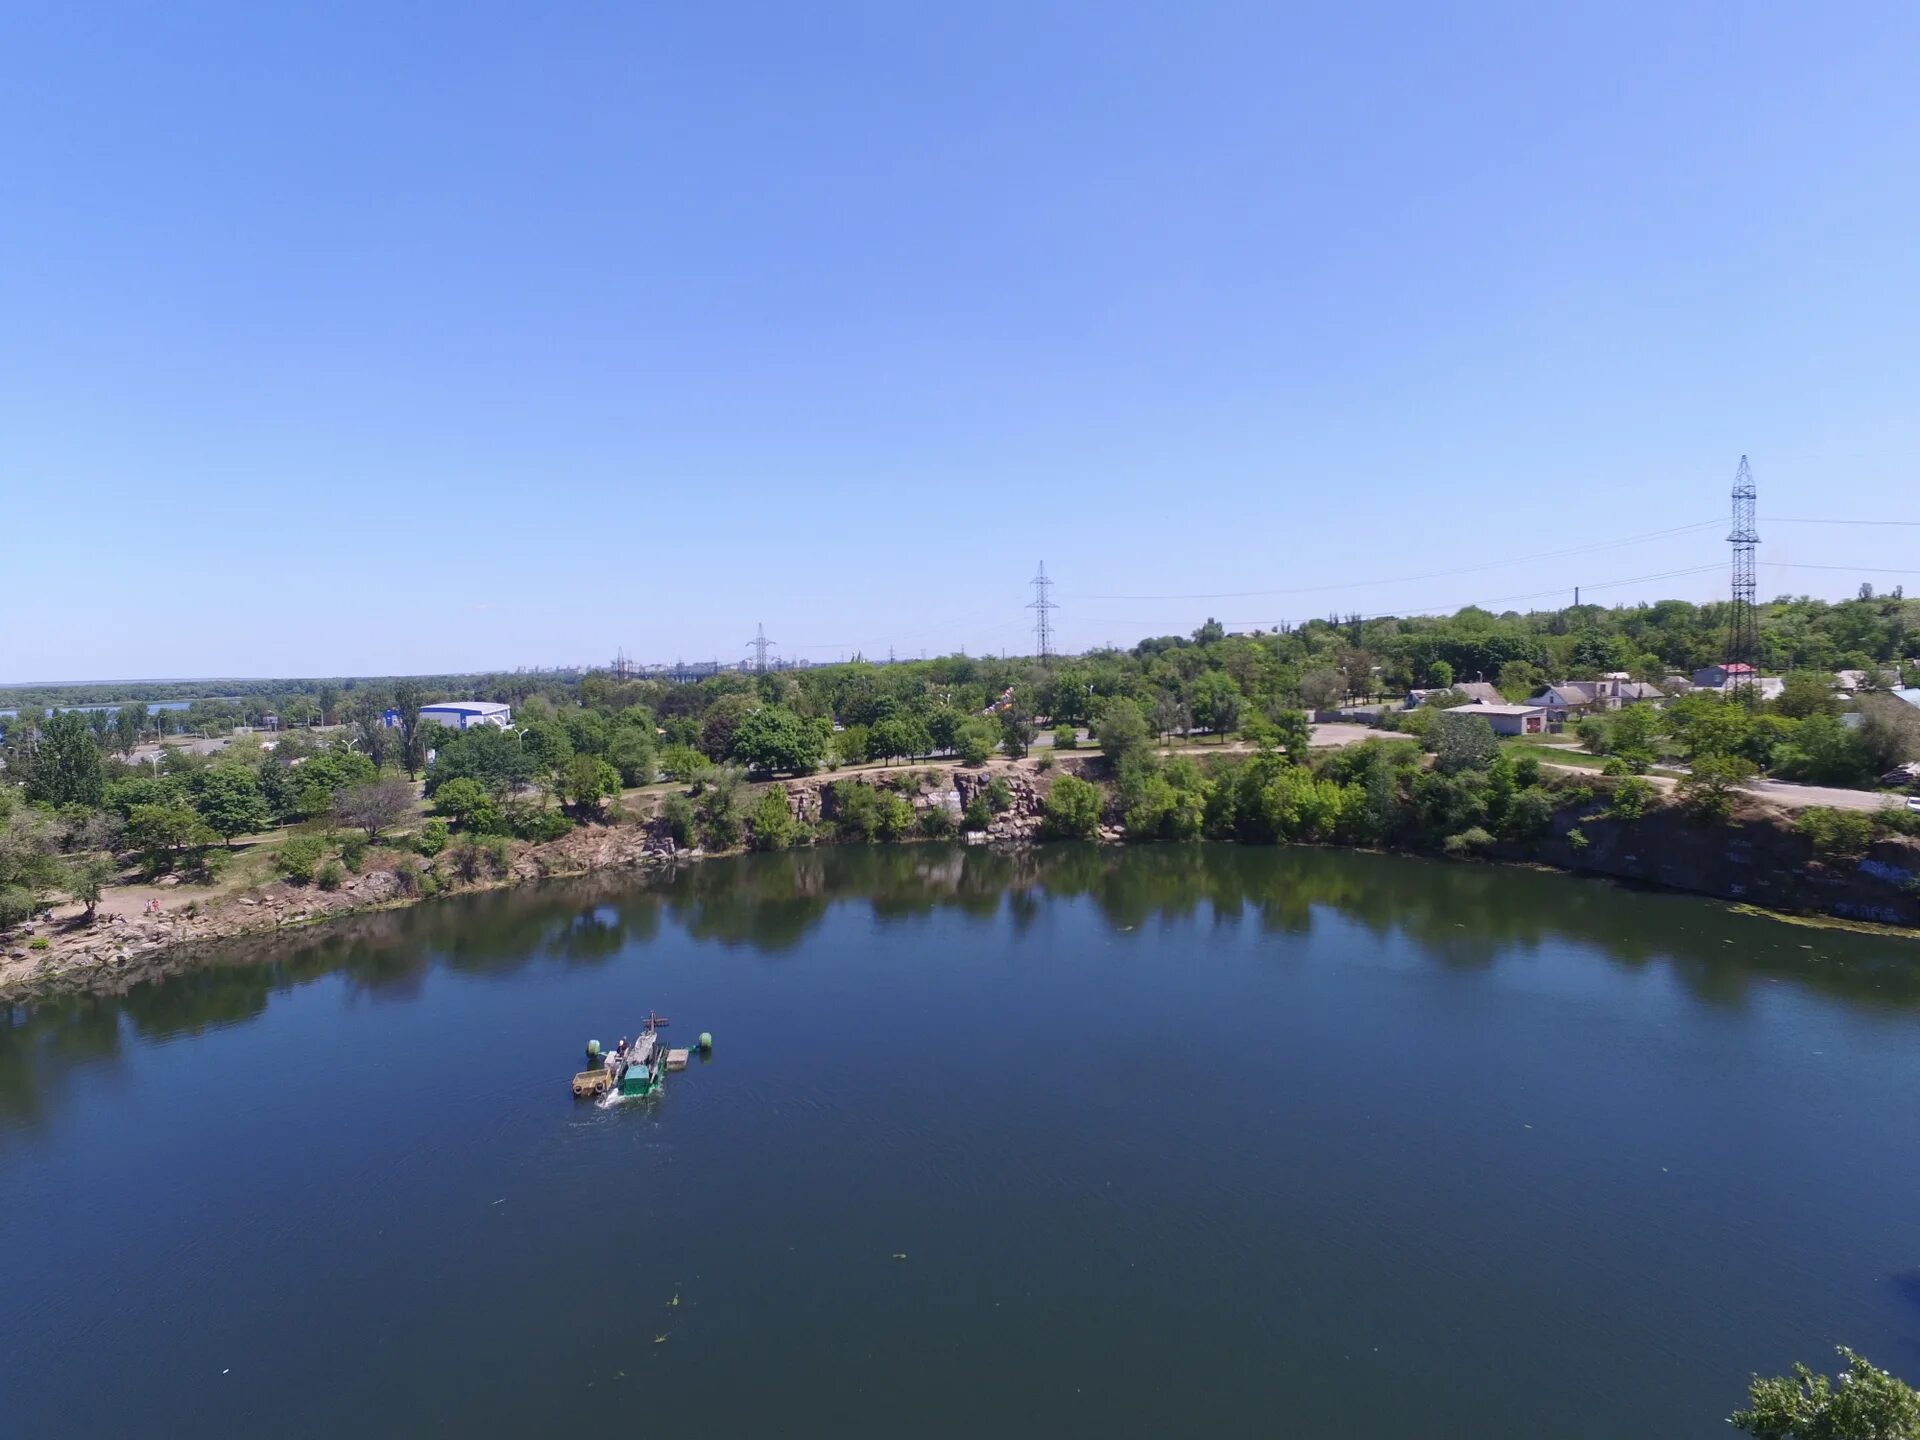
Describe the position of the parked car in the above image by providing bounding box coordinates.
[1907,796,1920,814]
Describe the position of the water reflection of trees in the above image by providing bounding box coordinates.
[5,845,1918,1129]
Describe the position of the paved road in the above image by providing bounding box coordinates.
[1541,761,1900,813]
[1741,777,1903,813]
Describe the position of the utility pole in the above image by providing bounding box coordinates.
[1725,456,1760,699]
[745,623,775,673]
[1028,561,1057,659]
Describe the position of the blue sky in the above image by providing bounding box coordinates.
[4,2,1918,680]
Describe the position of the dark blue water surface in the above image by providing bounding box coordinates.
[4,844,1919,1438]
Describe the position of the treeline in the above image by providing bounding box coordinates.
[0,670,581,728]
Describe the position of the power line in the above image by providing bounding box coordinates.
[1062,519,1723,602]
[1766,516,1920,526]
[1764,561,1920,576]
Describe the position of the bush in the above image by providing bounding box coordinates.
[957,723,996,766]
[316,861,344,891]
[449,841,487,883]
[986,776,1014,813]
[1795,806,1876,857]
[414,819,448,856]
[1566,826,1588,852]
[274,834,329,885]
[339,834,368,872]
[961,793,992,832]
[1500,787,1555,842]
[511,807,575,843]
[919,806,956,837]
[1035,752,1054,772]
[1606,777,1656,821]
[1442,825,1494,856]
[1042,775,1104,839]
[418,868,443,898]
[874,791,916,841]
[29,935,51,950]
[1052,726,1078,751]
[658,793,696,847]
[746,790,798,851]
[389,859,421,897]
[481,836,512,877]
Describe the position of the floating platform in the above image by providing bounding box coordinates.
[665,1049,690,1071]
[572,1069,612,1098]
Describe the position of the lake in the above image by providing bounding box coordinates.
[3,844,1918,1438]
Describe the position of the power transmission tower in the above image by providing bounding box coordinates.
[746,622,775,672]
[1725,455,1760,697]
[1028,561,1057,659]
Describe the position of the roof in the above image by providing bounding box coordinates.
[1453,682,1502,704]
[1441,703,1543,717]
[1893,689,1920,709]
[420,701,509,714]
[1723,663,1756,674]
[1535,682,1596,702]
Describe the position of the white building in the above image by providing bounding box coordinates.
[418,701,512,731]
[1439,701,1547,736]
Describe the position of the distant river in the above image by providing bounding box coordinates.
[3,845,1918,1438]
[0,700,198,719]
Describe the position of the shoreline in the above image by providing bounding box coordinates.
[6,839,1917,1011]
[5,760,1918,1005]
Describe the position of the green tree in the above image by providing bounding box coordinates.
[190,766,271,847]
[392,680,429,777]
[1679,754,1757,821]
[65,854,118,920]
[1431,712,1499,775]
[956,722,996,767]
[1775,670,1840,720]
[695,766,746,848]
[1270,708,1312,766]
[434,776,491,827]
[294,749,379,819]
[561,754,621,816]
[999,710,1034,760]
[1608,704,1663,774]
[1730,1348,1920,1439]
[1042,774,1104,838]
[607,728,656,786]
[1427,659,1455,689]
[731,704,825,775]
[868,715,930,767]
[660,744,712,784]
[24,711,106,807]
[1093,698,1152,767]
[125,804,213,872]
[700,695,758,761]
[1190,671,1243,740]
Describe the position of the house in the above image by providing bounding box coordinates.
[1893,688,1920,710]
[418,701,513,731]
[1406,682,1502,708]
[1592,672,1666,707]
[1528,682,1600,724]
[1439,701,1546,736]
[1691,663,1755,688]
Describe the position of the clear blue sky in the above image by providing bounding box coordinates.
[4,2,1917,681]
